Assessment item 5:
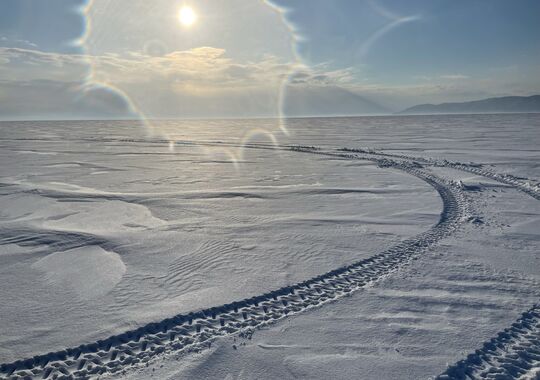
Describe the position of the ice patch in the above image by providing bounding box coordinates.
[32,246,126,300]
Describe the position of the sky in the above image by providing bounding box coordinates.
[0,0,539,120]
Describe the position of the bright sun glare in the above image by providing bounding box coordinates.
[179,6,197,27]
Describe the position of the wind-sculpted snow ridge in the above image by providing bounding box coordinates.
[437,304,540,380]
[0,148,467,380]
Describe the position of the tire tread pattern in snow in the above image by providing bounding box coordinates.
[1,145,537,380]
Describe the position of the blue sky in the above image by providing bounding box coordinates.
[274,0,540,76]
[0,0,539,119]
[0,0,86,53]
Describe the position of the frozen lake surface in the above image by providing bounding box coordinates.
[0,114,539,379]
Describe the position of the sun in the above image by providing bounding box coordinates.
[179,6,197,27]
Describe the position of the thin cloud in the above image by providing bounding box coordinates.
[0,36,38,49]
[440,74,470,80]
[0,46,362,118]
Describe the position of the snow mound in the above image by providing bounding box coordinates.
[32,246,126,300]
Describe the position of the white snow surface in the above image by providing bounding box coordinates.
[32,246,126,300]
[0,114,539,379]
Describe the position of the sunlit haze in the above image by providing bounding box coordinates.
[0,0,538,120]
[178,6,197,27]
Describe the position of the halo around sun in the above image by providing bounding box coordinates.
[179,6,197,27]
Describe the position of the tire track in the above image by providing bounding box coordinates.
[166,139,540,201]
[437,304,540,380]
[0,147,468,380]
[336,147,540,201]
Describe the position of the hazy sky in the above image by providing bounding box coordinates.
[0,0,539,119]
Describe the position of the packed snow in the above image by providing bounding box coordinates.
[0,114,538,379]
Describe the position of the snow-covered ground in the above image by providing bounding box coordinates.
[0,114,539,379]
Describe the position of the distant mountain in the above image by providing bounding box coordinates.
[282,85,389,117]
[399,95,540,115]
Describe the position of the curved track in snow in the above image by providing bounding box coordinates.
[437,304,540,380]
[1,143,538,380]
